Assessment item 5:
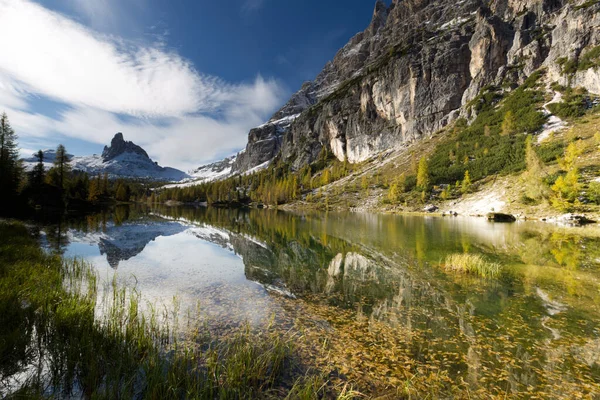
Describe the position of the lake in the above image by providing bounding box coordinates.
[38,205,600,396]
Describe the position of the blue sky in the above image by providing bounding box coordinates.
[0,0,376,171]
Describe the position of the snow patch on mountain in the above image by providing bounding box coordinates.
[72,152,189,181]
[256,113,301,129]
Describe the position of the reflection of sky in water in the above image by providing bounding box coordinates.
[65,223,279,328]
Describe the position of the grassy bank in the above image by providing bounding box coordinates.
[0,221,356,399]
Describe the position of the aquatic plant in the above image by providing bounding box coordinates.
[444,253,501,278]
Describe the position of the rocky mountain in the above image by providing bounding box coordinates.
[226,0,600,173]
[189,154,237,181]
[101,132,149,162]
[23,133,190,182]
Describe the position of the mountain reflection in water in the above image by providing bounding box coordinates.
[37,205,600,396]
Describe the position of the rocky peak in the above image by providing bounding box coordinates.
[369,1,389,35]
[230,0,600,174]
[101,133,149,162]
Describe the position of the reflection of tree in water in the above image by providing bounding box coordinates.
[45,222,70,255]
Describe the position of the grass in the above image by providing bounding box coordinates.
[0,221,360,399]
[443,253,502,278]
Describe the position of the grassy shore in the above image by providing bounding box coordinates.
[0,221,360,399]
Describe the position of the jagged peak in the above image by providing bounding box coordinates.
[369,0,390,35]
[102,132,149,162]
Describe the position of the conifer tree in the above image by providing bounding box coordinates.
[54,144,71,191]
[0,112,22,202]
[29,150,46,188]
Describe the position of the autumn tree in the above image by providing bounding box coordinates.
[416,157,429,191]
[461,170,472,194]
[551,141,581,211]
[521,135,548,202]
[501,110,517,136]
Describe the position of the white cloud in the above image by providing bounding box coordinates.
[0,0,286,170]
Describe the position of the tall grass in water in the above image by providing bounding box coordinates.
[444,253,502,278]
[0,222,350,399]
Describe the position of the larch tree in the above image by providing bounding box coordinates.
[501,110,517,136]
[551,141,582,211]
[522,135,547,201]
[416,157,430,191]
[461,170,472,194]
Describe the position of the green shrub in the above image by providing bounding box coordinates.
[429,75,546,186]
[537,141,565,163]
[547,100,586,119]
[578,46,600,70]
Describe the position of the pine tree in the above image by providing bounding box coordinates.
[47,144,71,192]
[55,145,71,190]
[416,157,429,191]
[29,150,46,188]
[0,112,22,202]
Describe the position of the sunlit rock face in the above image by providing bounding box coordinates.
[230,0,600,172]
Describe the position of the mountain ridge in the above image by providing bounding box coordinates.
[191,0,599,177]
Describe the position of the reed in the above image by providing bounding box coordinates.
[0,222,324,399]
[444,253,502,278]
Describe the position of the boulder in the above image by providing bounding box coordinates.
[424,204,439,213]
[487,213,516,222]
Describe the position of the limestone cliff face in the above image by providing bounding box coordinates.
[234,0,600,172]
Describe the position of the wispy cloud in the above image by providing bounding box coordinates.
[0,0,285,170]
[241,0,265,13]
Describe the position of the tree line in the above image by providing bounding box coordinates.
[0,112,147,216]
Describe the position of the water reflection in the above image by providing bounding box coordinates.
[41,205,600,396]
